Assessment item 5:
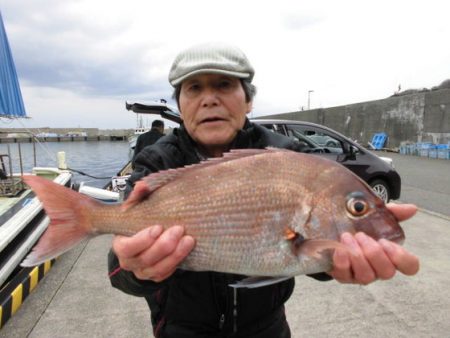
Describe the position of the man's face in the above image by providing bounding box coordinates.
[179,74,252,156]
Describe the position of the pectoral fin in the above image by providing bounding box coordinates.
[295,239,356,259]
[121,180,153,211]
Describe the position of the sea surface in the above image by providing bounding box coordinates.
[0,141,130,188]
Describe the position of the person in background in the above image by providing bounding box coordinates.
[108,42,419,338]
[133,119,165,160]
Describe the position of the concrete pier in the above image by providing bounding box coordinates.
[1,210,449,338]
[0,128,132,143]
[1,153,449,337]
[0,135,128,144]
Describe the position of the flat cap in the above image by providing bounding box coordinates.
[168,42,255,86]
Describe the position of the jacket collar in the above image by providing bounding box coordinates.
[175,118,260,161]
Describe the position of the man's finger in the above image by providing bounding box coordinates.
[141,236,195,282]
[379,239,420,275]
[113,225,163,259]
[356,233,396,280]
[137,226,186,267]
[344,233,376,285]
[386,203,417,222]
[329,247,353,283]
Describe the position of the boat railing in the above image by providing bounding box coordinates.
[0,132,37,197]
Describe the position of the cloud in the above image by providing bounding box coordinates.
[1,0,449,129]
[5,8,169,98]
[282,14,322,31]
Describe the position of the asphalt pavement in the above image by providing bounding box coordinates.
[1,154,449,338]
[379,152,450,218]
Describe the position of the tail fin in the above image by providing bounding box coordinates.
[21,175,100,267]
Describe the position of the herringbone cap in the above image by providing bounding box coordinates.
[169,42,254,86]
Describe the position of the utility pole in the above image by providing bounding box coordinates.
[308,90,314,110]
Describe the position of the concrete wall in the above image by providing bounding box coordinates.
[263,88,450,148]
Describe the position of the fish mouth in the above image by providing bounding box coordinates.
[384,231,405,244]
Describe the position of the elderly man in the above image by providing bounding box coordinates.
[108,43,419,338]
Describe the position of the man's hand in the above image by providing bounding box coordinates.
[112,225,195,282]
[329,203,420,284]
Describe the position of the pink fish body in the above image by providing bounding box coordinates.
[22,148,404,280]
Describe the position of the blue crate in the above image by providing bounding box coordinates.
[438,148,449,159]
[371,133,387,150]
[416,142,434,149]
[416,142,435,157]
[419,148,430,157]
[400,144,418,155]
[406,144,417,156]
[436,144,449,159]
[429,146,438,158]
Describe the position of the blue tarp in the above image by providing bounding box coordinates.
[0,11,27,118]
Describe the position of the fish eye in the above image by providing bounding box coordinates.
[346,198,369,217]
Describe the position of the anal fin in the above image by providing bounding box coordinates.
[229,276,292,289]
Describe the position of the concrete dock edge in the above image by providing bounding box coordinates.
[0,259,54,329]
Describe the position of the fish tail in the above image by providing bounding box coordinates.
[21,175,100,267]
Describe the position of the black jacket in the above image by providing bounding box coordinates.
[108,120,329,338]
[133,128,165,160]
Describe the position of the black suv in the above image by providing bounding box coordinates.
[126,102,401,202]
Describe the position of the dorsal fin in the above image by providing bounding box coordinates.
[122,147,284,210]
[142,148,284,189]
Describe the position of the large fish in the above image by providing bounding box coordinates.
[21,148,404,287]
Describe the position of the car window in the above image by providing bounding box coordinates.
[285,124,345,153]
[308,132,340,148]
[283,126,313,144]
[259,124,277,133]
[261,123,284,135]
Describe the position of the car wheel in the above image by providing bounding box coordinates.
[325,140,338,147]
[370,179,390,203]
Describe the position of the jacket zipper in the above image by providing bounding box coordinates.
[219,313,225,330]
[212,273,227,331]
[233,288,238,333]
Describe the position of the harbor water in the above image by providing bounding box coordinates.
[0,141,130,188]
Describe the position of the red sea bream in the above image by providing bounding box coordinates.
[21,148,404,285]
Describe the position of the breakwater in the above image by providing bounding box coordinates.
[0,135,127,143]
[263,87,450,148]
[0,128,132,143]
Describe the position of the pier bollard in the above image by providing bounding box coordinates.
[57,151,67,169]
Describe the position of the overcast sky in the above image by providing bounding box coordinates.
[1,0,449,129]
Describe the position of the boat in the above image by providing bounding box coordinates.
[97,99,180,193]
[0,165,72,286]
[126,99,178,160]
[0,11,75,329]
